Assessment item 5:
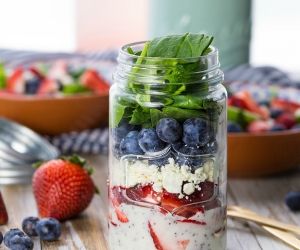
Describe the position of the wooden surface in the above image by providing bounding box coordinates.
[0,155,299,250]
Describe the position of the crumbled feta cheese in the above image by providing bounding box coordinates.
[183,183,195,195]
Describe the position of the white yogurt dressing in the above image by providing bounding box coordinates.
[109,203,226,250]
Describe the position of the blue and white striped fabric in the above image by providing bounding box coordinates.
[0,49,298,155]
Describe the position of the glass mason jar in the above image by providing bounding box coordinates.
[109,41,227,250]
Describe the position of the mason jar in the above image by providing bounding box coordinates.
[109,41,227,250]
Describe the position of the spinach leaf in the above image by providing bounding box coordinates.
[129,106,151,126]
[150,109,167,127]
[112,103,126,128]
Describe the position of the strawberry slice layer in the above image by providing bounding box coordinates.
[148,221,164,250]
[176,219,206,225]
[178,240,190,250]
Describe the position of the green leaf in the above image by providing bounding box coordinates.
[129,106,151,126]
[228,106,259,127]
[150,109,167,127]
[0,63,7,89]
[61,154,87,167]
[62,83,91,94]
[162,107,206,121]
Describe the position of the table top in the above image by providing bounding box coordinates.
[0,155,299,250]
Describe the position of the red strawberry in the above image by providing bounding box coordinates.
[176,219,206,225]
[7,68,24,93]
[247,120,271,133]
[32,155,96,221]
[126,184,161,204]
[80,69,110,94]
[37,79,58,95]
[271,99,300,113]
[178,240,190,250]
[276,113,296,129]
[110,187,129,223]
[148,221,164,250]
[0,192,8,225]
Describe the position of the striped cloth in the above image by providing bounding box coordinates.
[0,49,298,155]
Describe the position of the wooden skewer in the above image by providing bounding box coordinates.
[227,207,300,236]
[262,226,300,250]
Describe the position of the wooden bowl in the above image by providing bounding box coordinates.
[228,130,300,177]
[0,93,109,135]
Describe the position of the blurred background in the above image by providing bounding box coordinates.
[0,0,299,72]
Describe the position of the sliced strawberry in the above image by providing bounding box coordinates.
[7,68,24,93]
[148,221,164,250]
[81,69,110,94]
[126,184,161,204]
[276,113,296,129]
[0,192,8,225]
[114,207,129,223]
[29,66,45,80]
[231,91,269,119]
[37,79,58,95]
[271,99,300,113]
[176,219,206,225]
[247,120,271,133]
[177,240,190,250]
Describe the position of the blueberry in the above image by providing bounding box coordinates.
[112,120,137,144]
[119,131,144,155]
[285,192,300,211]
[35,218,61,241]
[270,108,284,119]
[138,128,166,153]
[183,118,210,146]
[22,216,39,237]
[8,234,33,250]
[200,140,218,154]
[172,143,203,169]
[156,118,182,143]
[4,228,33,250]
[270,124,285,132]
[292,124,300,131]
[25,77,41,94]
[258,100,270,107]
[0,231,3,245]
[227,122,243,133]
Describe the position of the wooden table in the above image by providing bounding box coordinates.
[1,155,299,250]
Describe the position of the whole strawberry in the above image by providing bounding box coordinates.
[32,155,97,221]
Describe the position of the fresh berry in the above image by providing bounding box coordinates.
[148,221,164,250]
[25,77,41,94]
[22,217,39,237]
[37,79,58,95]
[247,121,271,133]
[227,121,243,133]
[138,128,166,153]
[32,155,96,221]
[80,69,110,94]
[285,191,300,211]
[7,234,33,250]
[269,124,285,132]
[35,218,61,241]
[276,113,296,129]
[0,192,8,225]
[202,140,218,154]
[7,68,24,94]
[183,118,210,147]
[112,120,137,144]
[119,131,144,155]
[156,118,182,143]
[110,187,129,223]
[270,108,284,119]
[271,99,300,113]
[4,229,26,248]
[0,231,3,245]
[126,185,161,204]
[161,181,214,214]
[292,124,300,131]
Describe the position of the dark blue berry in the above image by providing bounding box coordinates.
[200,140,218,154]
[183,118,210,146]
[270,124,285,132]
[4,229,33,249]
[258,100,270,107]
[35,218,61,241]
[172,143,203,169]
[119,131,144,155]
[22,217,39,237]
[25,77,41,94]
[270,108,284,119]
[138,128,166,153]
[227,122,243,133]
[285,191,300,211]
[292,124,300,131]
[112,120,137,144]
[0,231,3,245]
[9,234,33,250]
[156,118,182,143]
